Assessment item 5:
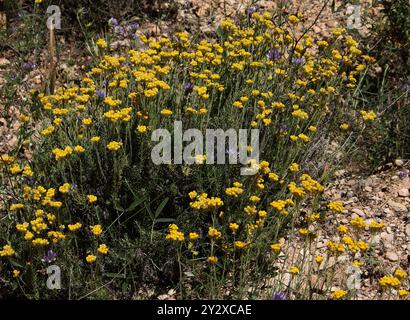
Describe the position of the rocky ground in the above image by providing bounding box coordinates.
[325,160,410,298]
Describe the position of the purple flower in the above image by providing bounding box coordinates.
[42,250,57,264]
[22,62,34,70]
[96,88,106,99]
[184,83,194,92]
[401,82,410,90]
[294,57,305,64]
[267,49,281,61]
[115,26,127,37]
[126,23,139,32]
[272,292,287,300]
[399,172,408,179]
[108,18,119,27]
[246,5,260,17]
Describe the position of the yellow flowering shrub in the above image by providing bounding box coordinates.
[0,8,385,299]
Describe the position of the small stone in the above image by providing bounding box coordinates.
[405,224,410,237]
[398,188,409,197]
[334,169,346,177]
[386,251,399,262]
[352,208,365,217]
[370,235,381,245]
[364,186,373,192]
[395,159,404,167]
[0,58,10,67]
[381,232,394,244]
[388,200,407,212]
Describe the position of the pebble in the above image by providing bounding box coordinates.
[381,232,394,244]
[405,224,410,237]
[386,251,399,262]
[395,159,404,167]
[398,188,409,197]
[352,208,365,217]
[388,200,407,212]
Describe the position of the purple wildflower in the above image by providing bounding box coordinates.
[96,89,106,99]
[42,250,57,264]
[126,23,139,32]
[246,5,260,17]
[115,26,127,37]
[267,49,281,61]
[293,57,305,64]
[22,62,34,70]
[399,172,408,179]
[401,82,410,90]
[272,292,287,300]
[108,18,119,27]
[184,83,194,92]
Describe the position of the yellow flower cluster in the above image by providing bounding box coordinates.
[189,192,224,211]
[166,224,184,242]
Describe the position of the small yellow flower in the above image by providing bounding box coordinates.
[90,224,103,236]
[97,244,109,255]
[82,118,92,126]
[208,227,222,239]
[137,125,148,133]
[87,195,97,203]
[288,15,300,24]
[337,225,348,234]
[270,243,282,254]
[229,223,239,234]
[315,255,324,264]
[189,232,199,241]
[107,141,123,151]
[68,222,82,232]
[86,254,97,264]
[327,201,344,213]
[12,269,20,278]
[207,256,218,264]
[188,191,198,200]
[289,266,300,275]
[160,109,173,117]
[90,136,101,143]
[96,38,107,49]
[352,261,362,268]
[394,268,408,278]
[234,241,249,249]
[289,163,299,173]
[331,289,347,300]
[379,276,401,288]
[398,289,409,297]
[340,123,349,130]
[0,244,15,257]
[74,145,85,153]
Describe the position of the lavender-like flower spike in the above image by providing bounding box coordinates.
[108,17,119,27]
[293,57,305,64]
[267,49,282,61]
[272,292,287,300]
[246,5,260,17]
[184,83,194,92]
[42,250,57,264]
